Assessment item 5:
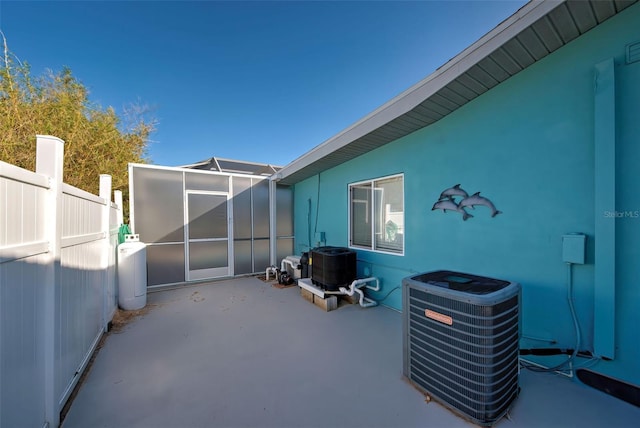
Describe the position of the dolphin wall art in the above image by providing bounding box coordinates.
[458,192,502,217]
[432,199,473,221]
[438,184,469,201]
[432,184,501,220]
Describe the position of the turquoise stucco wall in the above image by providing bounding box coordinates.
[291,4,640,386]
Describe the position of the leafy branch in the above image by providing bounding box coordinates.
[0,33,156,220]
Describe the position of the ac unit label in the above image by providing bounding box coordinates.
[425,309,453,326]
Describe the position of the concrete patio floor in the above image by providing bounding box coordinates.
[62,277,639,428]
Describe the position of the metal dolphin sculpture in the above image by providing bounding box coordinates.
[432,199,473,221]
[438,184,469,201]
[458,192,502,217]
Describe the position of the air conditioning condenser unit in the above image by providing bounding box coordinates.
[402,270,521,426]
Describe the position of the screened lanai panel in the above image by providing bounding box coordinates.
[234,241,252,275]
[233,177,253,275]
[132,167,184,243]
[147,244,185,286]
[232,177,252,240]
[187,193,228,239]
[253,179,270,238]
[276,183,294,264]
[276,239,294,265]
[185,171,229,192]
[189,241,228,270]
[276,184,293,236]
[254,239,270,272]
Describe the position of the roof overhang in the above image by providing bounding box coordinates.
[275,0,638,185]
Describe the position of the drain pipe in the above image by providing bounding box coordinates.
[339,278,380,308]
[358,277,380,292]
[339,285,376,308]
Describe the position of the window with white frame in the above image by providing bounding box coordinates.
[349,174,404,254]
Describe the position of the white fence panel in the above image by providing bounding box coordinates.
[57,185,110,409]
[0,161,48,260]
[0,252,49,428]
[1,157,51,428]
[0,135,122,428]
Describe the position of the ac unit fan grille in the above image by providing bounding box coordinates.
[411,354,519,406]
[412,288,518,318]
[409,302,519,349]
[410,340,519,381]
[410,322,519,367]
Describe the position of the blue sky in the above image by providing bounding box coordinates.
[1,0,527,167]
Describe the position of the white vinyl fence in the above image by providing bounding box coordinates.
[0,135,121,428]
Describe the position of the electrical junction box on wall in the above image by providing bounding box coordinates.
[562,234,586,264]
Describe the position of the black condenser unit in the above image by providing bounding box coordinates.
[311,246,356,291]
[402,270,521,426]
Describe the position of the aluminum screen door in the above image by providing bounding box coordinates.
[186,191,231,280]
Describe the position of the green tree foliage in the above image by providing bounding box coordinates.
[0,34,154,207]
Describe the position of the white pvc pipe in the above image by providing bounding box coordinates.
[265,266,278,281]
[357,288,378,308]
[352,277,380,292]
[280,258,297,272]
[338,285,377,308]
[338,277,379,308]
